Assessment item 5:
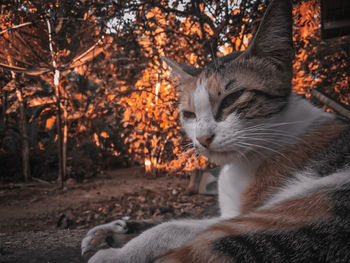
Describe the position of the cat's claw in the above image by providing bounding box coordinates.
[81,219,128,256]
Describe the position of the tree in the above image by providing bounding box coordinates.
[0,0,112,185]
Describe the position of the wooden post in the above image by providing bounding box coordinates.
[186,169,202,195]
[311,89,350,120]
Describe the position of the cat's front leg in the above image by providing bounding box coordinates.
[82,219,160,257]
[88,248,134,263]
[87,218,221,263]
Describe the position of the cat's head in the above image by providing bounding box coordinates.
[162,0,293,164]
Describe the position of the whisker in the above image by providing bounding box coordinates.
[234,142,266,162]
[233,120,309,137]
[247,120,308,128]
[233,128,305,142]
[177,147,196,160]
[245,132,302,141]
[238,141,292,163]
[236,136,287,147]
[232,144,251,164]
[182,143,194,149]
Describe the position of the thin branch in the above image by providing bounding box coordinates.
[65,38,107,69]
[0,62,50,75]
[0,22,33,35]
[46,19,57,70]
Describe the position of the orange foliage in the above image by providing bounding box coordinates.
[292,0,320,97]
[46,116,56,130]
[120,8,210,174]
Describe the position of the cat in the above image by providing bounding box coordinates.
[82,0,350,262]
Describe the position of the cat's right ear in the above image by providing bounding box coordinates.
[160,56,202,86]
[245,0,293,70]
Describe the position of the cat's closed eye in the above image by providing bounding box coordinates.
[182,111,196,119]
[215,89,244,120]
[220,90,244,109]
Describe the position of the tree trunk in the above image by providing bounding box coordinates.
[15,76,31,181]
[47,20,65,188]
[55,82,64,188]
[62,98,68,183]
[52,69,65,189]
[1,90,7,124]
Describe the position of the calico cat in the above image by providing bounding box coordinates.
[82,0,350,262]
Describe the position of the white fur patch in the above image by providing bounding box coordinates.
[262,168,350,209]
[193,78,211,117]
[268,94,334,140]
[193,78,216,141]
[218,162,255,218]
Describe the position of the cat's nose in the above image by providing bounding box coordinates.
[197,134,215,148]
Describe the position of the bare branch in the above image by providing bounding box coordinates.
[65,38,107,69]
[0,62,50,75]
[0,22,33,35]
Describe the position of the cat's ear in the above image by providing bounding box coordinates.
[161,56,202,85]
[245,0,293,69]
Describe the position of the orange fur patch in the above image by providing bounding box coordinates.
[161,191,331,263]
[206,73,222,95]
[223,191,330,234]
[178,77,197,111]
[178,72,222,112]
[240,120,345,214]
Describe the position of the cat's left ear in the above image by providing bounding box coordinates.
[161,56,202,86]
[245,0,293,70]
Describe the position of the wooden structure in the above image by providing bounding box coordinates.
[321,0,350,39]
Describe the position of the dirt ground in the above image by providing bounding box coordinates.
[0,168,216,263]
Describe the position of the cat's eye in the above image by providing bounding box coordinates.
[182,111,196,119]
[215,89,244,121]
[219,90,244,110]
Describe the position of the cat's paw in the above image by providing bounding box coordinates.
[87,248,122,263]
[81,220,129,257]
